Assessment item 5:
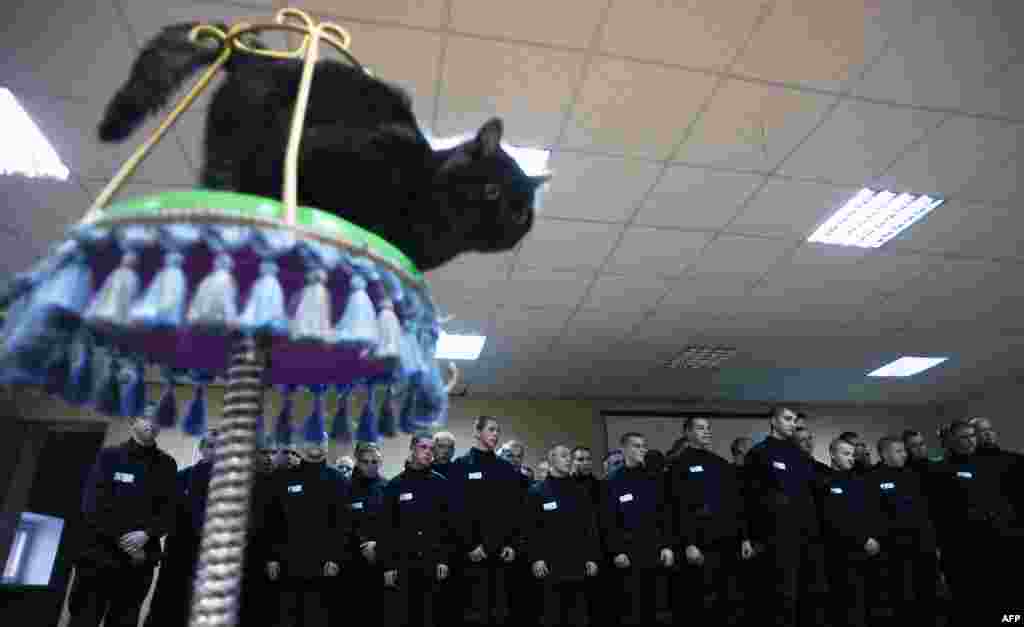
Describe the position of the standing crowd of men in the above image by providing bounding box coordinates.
[66,407,1020,627]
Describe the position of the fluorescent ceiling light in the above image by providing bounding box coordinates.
[425,131,551,177]
[808,188,943,248]
[435,331,486,361]
[0,88,70,181]
[867,356,948,378]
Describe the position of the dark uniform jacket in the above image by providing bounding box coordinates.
[667,448,747,552]
[349,469,388,548]
[927,452,1016,548]
[744,437,822,546]
[525,476,601,582]
[816,469,885,560]
[868,464,936,552]
[448,448,526,558]
[379,465,455,572]
[601,465,670,570]
[267,460,351,578]
[78,439,178,568]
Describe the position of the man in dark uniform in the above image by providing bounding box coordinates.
[449,416,525,626]
[871,435,938,626]
[795,426,832,478]
[928,419,1018,624]
[818,438,884,627]
[381,433,454,627]
[346,442,388,618]
[525,444,600,627]
[432,431,457,478]
[744,407,828,627]
[69,407,178,627]
[667,417,753,626]
[238,438,285,627]
[144,431,217,627]
[265,433,351,627]
[901,430,931,472]
[601,432,675,627]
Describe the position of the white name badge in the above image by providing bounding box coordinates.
[351,501,364,510]
[689,465,704,473]
[880,482,895,490]
[288,484,303,494]
[114,472,135,484]
[830,487,844,494]
[400,492,414,502]
[956,471,973,479]
[619,493,634,503]
[772,461,787,471]
[468,472,483,480]
[543,501,558,511]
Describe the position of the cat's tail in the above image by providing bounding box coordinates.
[98,22,233,142]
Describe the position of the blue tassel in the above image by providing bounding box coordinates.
[255,413,266,449]
[187,253,238,329]
[119,359,146,418]
[302,384,328,443]
[330,384,354,443]
[160,224,203,249]
[94,355,123,416]
[397,323,422,379]
[300,240,343,272]
[374,299,401,365]
[421,358,447,412]
[275,384,297,446]
[251,228,296,259]
[129,251,187,328]
[290,269,332,343]
[209,225,252,252]
[156,370,178,428]
[43,346,70,397]
[183,374,212,436]
[399,384,418,434]
[334,274,378,348]
[378,270,404,307]
[63,331,95,406]
[355,384,380,443]
[378,383,398,438]
[85,251,140,328]
[238,261,289,336]
[25,249,93,321]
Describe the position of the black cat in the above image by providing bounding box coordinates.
[98,22,548,271]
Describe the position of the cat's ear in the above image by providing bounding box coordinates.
[476,118,504,157]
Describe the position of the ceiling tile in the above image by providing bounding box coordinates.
[733,0,901,91]
[436,37,585,147]
[450,0,606,48]
[676,79,835,172]
[290,0,446,28]
[634,166,764,230]
[622,307,718,348]
[778,99,944,184]
[0,1,138,105]
[564,57,717,159]
[580,274,670,314]
[492,305,575,338]
[540,152,661,223]
[79,181,195,209]
[425,257,509,306]
[854,0,1024,117]
[689,234,794,275]
[600,0,764,71]
[844,250,935,294]
[317,20,442,126]
[605,227,712,277]
[728,178,859,239]
[888,199,1024,260]
[20,95,194,186]
[562,308,648,339]
[880,116,1024,206]
[503,267,593,308]
[517,219,622,271]
[659,272,758,312]
[0,176,93,255]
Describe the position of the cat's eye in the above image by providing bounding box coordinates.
[484,184,502,200]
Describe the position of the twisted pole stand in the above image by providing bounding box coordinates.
[188,334,267,627]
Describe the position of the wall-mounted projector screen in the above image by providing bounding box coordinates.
[603,410,772,462]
